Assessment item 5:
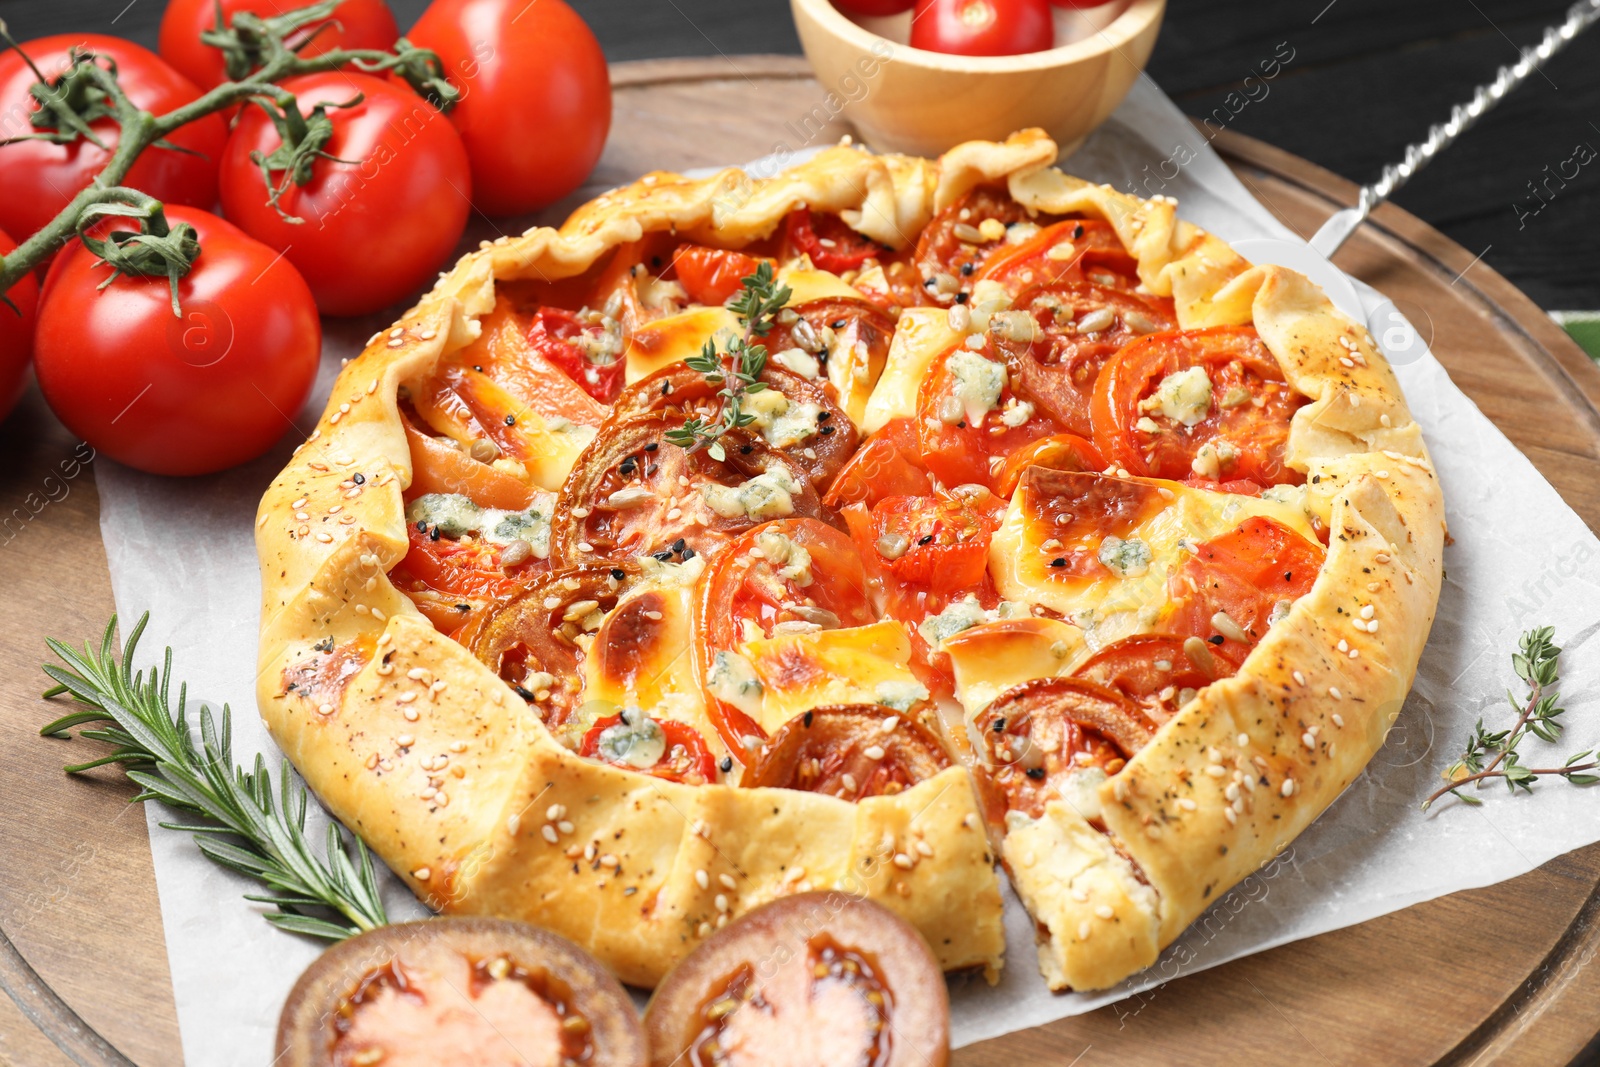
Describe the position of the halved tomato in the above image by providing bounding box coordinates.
[1167,515,1324,660]
[1090,325,1306,488]
[822,418,933,510]
[740,705,950,799]
[580,711,719,785]
[783,208,888,275]
[613,362,857,491]
[974,677,1154,821]
[1074,633,1243,726]
[913,186,1042,299]
[976,218,1140,292]
[916,342,1060,490]
[669,245,766,307]
[466,565,641,729]
[550,413,825,565]
[695,519,876,754]
[991,432,1104,498]
[994,282,1178,437]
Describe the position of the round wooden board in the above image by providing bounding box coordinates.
[2,56,1599,1067]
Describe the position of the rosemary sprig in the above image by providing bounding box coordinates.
[665,260,791,462]
[40,613,388,940]
[1423,626,1597,810]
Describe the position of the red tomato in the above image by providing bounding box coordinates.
[916,342,1059,490]
[1167,516,1325,661]
[991,432,1104,497]
[34,207,319,476]
[407,0,611,216]
[833,0,918,15]
[866,490,1005,604]
[390,519,541,631]
[158,0,399,90]
[525,307,626,404]
[783,209,886,275]
[696,519,876,753]
[909,0,1054,56]
[1074,634,1243,725]
[0,36,226,244]
[1049,0,1115,7]
[977,219,1141,293]
[670,246,765,307]
[580,713,718,785]
[1090,325,1306,488]
[823,418,933,510]
[0,228,39,421]
[219,72,470,317]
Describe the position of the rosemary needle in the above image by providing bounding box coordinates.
[39,612,388,941]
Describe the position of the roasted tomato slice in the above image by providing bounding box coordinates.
[579,710,719,785]
[613,362,857,491]
[525,305,627,405]
[645,893,949,1067]
[1167,515,1324,659]
[466,564,641,729]
[914,185,1042,300]
[1074,634,1243,726]
[670,245,767,307]
[993,281,1178,437]
[975,677,1154,821]
[916,341,1060,490]
[864,489,1006,604]
[741,705,950,800]
[763,297,896,414]
[551,413,825,566]
[401,410,538,512]
[991,432,1105,497]
[1090,325,1306,488]
[276,918,647,1067]
[390,518,546,633]
[696,519,876,755]
[975,218,1141,293]
[783,207,888,275]
[822,417,933,510]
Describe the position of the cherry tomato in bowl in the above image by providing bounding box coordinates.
[34,207,320,477]
[406,0,611,216]
[219,71,471,317]
[158,0,399,90]
[909,0,1055,56]
[0,35,226,245]
[832,0,918,17]
[0,228,40,422]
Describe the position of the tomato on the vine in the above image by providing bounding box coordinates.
[0,228,39,421]
[219,72,471,317]
[34,207,320,476]
[909,0,1055,57]
[0,35,226,245]
[406,0,611,216]
[158,0,399,90]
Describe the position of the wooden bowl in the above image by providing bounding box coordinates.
[790,0,1166,157]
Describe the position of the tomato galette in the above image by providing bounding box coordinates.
[256,130,1443,993]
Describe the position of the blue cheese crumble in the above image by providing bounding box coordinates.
[700,465,803,521]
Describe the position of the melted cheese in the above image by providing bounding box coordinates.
[777,265,867,306]
[990,471,1319,662]
[623,306,741,384]
[943,617,1084,719]
[739,621,924,733]
[861,307,963,433]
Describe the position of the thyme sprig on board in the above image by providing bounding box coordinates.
[1423,626,1598,810]
[39,613,388,940]
[666,261,791,461]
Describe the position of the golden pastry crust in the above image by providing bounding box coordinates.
[256,130,1442,994]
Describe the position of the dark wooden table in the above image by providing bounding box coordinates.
[0,0,1595,309]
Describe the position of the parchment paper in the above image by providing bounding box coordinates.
[93,76,1600,1064]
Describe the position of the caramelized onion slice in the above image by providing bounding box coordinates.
[276,917,647,1067]
[645,893,949,1067]
[740,705,951,801]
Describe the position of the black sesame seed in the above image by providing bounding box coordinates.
[1072,224,1085,239]
[918,535,934,545]
[719,756,733,773]
[681,547,696,561]
[474,364,483,372]
[803,710,814,727]
[661,382,672,396]
[645,442,659,452]
[1050,558,1067,568]
[960,262,975,276]
[1209,635,1225,645]
[672,538,687,553]
[820,425,835,435]
[1283,571,1292,582]
[645,464,658,477]
[956,420,966,429]
[429,526,441,542]
[513,684,535,701]
[830,319,847,329]
[611,568,627,580]
[740,444,753,455]
[652,549,674,561]
[352,472,365,484]
[955,292,970,304]
[817,411,833,421]
[504,415,515,426]
[619,457,637,475]
[416,520,428,531]
[652,255,663,268]
[1025,767,1046,779]
[992,717,1006,732]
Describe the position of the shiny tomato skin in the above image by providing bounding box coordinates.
[670,246,765,307]
[909,0,1055,56]
[158,0,399,90]
[0,228,39,421]
[406,0,611,216]
[832,0,917,15]
[219,72,471,317]
[0,36,226,244]
[34,207,319,476]
[783,209,885,275]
